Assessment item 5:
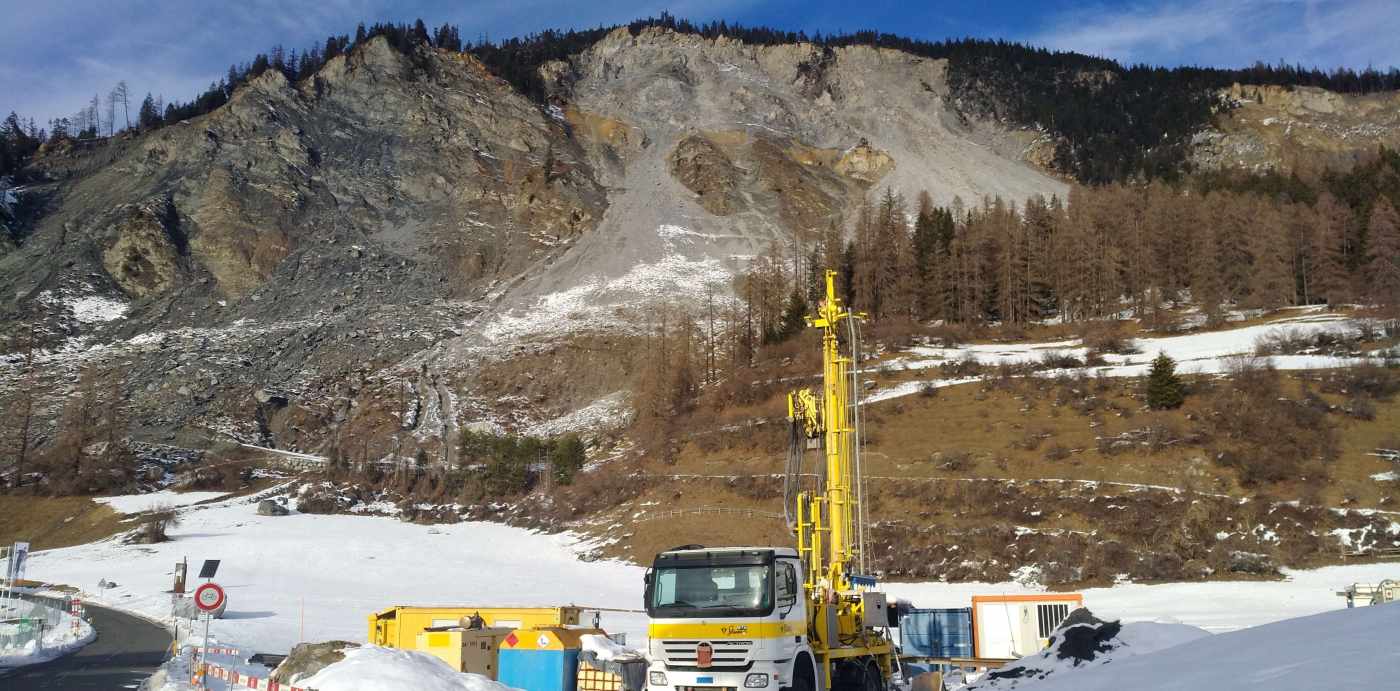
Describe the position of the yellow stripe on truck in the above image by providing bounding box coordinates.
[648,621,799,639]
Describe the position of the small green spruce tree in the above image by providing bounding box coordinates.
[1146,351,1185,410]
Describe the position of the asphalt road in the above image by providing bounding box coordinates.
[2,597,172,690]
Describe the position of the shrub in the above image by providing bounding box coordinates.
[1045,444,1072,461]
[1080,321,1139,356]
[1323,364,1400,400]
[1345,396,1377,421]
[1039,351,1084,370]
[137,503,180,543]
[935,450,975,472]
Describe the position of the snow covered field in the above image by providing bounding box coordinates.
[22,487,1399,661]
[26,488,647,654]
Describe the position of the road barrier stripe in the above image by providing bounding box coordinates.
[205,662,307,691]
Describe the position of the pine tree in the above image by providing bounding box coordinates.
[137,93,161,130]
[1145,352,1185,410]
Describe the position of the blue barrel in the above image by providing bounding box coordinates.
[900,608,973,659]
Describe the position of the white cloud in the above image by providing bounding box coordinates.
[1028,0,1400,70]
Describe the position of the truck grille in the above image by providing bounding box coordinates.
[660,640,753,668]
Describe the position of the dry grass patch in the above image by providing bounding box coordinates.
[0,495,128,551]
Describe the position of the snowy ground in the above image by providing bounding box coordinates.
[867,308,1390,404]
[26,488,647,655]
[962,602,1400,690]
[22,486,1400,667]
[885,561,1400,634]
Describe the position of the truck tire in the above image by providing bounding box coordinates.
[787,655,816,691]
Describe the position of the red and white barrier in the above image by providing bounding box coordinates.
[203,662,308,691]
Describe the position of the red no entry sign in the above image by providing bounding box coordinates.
[194,582,226,612]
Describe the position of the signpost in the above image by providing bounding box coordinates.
[193,582,225,689]
[174,559,188,595]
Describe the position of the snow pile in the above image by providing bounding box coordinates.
[293,645,520,691]
[964,602,1400,690]
[580,633,643,662]
[963,609,1210,689]
[95,490,230,514]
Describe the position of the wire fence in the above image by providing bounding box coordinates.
[0,596,72,654]
[632,506,785,523]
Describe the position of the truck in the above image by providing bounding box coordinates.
[644,271,896,691]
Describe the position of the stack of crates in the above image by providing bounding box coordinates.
[577,650,647,691]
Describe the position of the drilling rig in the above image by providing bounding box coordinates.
[644,270,895,691]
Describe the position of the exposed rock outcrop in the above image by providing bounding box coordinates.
[1194,83,1400,172]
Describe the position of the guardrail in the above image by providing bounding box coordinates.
[0,596,76,655]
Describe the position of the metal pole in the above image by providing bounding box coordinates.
[848,315,868,576]
[199,611,211,689]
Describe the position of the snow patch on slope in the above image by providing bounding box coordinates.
[525,392,632,438]
[481,226,736,343]
[95,490,230,514]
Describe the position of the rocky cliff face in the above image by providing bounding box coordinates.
[1193,83,1400,172]
[0,29,1075,462]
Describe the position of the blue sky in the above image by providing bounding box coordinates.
[3,0,1399,130]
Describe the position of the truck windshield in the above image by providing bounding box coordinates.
[649,564,773,618]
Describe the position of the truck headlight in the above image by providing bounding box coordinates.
[649,671,668,687]
[744,673,770,688]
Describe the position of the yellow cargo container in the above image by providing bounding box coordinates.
[415,627,511,677]
[368,606,583,649]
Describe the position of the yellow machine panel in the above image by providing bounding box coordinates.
[368,606,582,648]
[415,627,511,677]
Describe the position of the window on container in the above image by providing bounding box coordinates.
[1037,604,1071,638]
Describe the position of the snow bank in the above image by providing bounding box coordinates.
[95,490,230,514]
[963,610,1210,689]
[293,646,520,691]
[965,602,1400,690]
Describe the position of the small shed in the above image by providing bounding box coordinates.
[971,594,1083,659]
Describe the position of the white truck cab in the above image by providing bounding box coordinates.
[644,546,819,691]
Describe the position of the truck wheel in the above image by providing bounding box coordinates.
[787,658,815,691]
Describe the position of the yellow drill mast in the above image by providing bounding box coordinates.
[786,269,892,681]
